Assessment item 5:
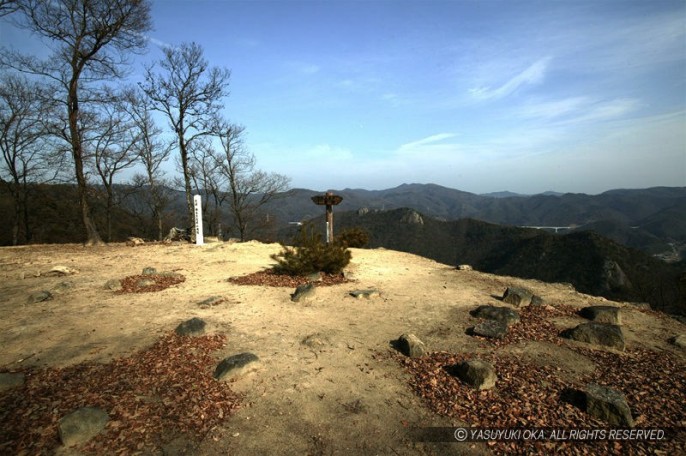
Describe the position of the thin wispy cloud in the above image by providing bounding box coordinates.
[517,97,640,124]
[469,57,552,100]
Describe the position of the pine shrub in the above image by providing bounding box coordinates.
[271,223,351,276]
[336,227,370,248]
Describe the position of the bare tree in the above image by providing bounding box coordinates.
[2,0,152,245]
[0,73,61,244]
[188,140,227,237]
[140,42,230,232]
[214,123,290,241]
[0,0,18,17]
[88,93,141,241]
[123,88,172,240]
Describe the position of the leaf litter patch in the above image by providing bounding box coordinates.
[0,332,241,454]
[118,273,186,293]
[228,269,349,287]
[395,304,686,455]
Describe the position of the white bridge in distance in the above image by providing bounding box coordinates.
[520,226,575,233]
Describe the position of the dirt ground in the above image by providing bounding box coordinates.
[1,240,684,455]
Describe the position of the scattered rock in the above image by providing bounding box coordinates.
[394,333,426,358]
[472,320,509,339]
[456,264,473,271]
[136,277,157,288]
[349,289,381,299]
[669,334,686,349]
[126,237,145,247]
[142,267,157,275]
[0,372,25,392]
[448,359,497,390]
[307,271,323,282]
[58,407,109,447]
[530,295,545,306]
[583,383,634,427]
[301,332,335,350]
[561,322,625,351]
[27,290,52,303]
[198,296,225,308]
[104,279,122,291]
[580,305,622,325]
[502,286,534,307]
[471,305,520,326]
[175,317,206,336]
[291,283,316,302]
[214,352,260,380]
[43,265,78,277]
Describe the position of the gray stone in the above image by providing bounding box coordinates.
[0,372,25,392]
[530,295,545,306]
[104,279,122,291]
[561,322,625,351]
[198,296,224,308]
[471,305,520,326]
[449,360,497,390]
[584,383,634,427]
[307,271,323,282]
[58,407,109,447]
[580,305,622,325]
[157,271,184,279]
[291,283,316,302]
[175,317,206,336]
[603,260,632,291]
[395,333,426,358]
[669,334,686,349]
[472,320,508,339]
[456,264,473,271]
[142,267,157,275]
[502,287,534,307]
[28,290,52,303]
[214,352,260,380]
[136,277,157,288]
[349,289,381,299]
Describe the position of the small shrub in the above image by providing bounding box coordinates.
[336,227,370,248]
[271,223,351,276]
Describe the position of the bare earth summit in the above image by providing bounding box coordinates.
[0,240,684,455]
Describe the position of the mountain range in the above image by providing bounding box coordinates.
[265,184,686,257]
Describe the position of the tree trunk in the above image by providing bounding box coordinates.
[68,76,103,246]
[178,136,194,230]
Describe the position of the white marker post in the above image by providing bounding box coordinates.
[193,194,204,245]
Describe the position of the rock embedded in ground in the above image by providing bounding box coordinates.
[291,283,316,302]
[561,322,625,351]
[142,267,157,275]
[198,296,224,308]
[0,372,25,392]
[471,305,520,326]
[394,333,426,358]
[27,290,52,303]
[456,264,473,271]
[175,317,206,336]
[580,305,622,325]
[104,279,122,291]
[58,407,109,447]
[43,265,79,277]
[472,320,509,339]
[51,281,74,294]
[136,277,157,288]
[448,359,497,390]
[349,289,381,299]
[214,352,260,380]
[583,383,634,427]
[669,334,686,349]
[502,286,535,307]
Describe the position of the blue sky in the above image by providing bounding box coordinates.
[3,0,686,194]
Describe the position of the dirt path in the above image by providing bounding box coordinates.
[1,242,684,455]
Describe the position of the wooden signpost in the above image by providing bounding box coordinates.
[311,191,343,244]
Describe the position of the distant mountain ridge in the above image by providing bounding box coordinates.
[265,184,686,256]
